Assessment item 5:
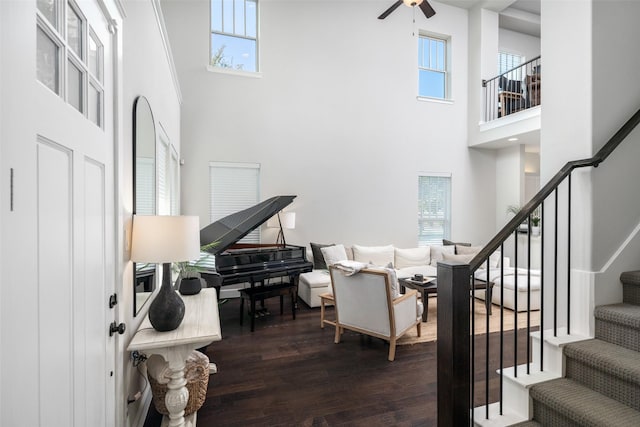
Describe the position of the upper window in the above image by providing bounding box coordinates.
[498,51,524,78]
[418,34,448,99]
[210,0,258,72]
[418,174,451,246]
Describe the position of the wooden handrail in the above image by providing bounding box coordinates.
[470,106,640,271]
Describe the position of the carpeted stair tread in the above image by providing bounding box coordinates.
[564,339,640,385]
[510,421,541,427]
[594,303,640,328]
[620,270,640,287]
[530,378,640,426]
[620,271,640,305]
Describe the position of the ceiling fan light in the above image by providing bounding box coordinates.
[403,0,423,7]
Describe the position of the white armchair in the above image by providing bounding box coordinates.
[329,266,422,361]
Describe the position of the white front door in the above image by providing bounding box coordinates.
[1,1,118,425]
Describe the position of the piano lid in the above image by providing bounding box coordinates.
[200,195,296,255]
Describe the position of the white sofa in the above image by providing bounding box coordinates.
[298,242,540,313]
[298,244,449,308]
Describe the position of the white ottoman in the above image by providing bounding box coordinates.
[298,270,331,308]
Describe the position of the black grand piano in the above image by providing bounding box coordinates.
[199,196,312,329]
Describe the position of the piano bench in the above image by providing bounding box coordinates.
[239,283,296,332]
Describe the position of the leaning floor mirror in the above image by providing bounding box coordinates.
[133,96,157,315]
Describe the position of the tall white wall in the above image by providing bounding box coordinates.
[121,1,182,425]
[162,0,497,248]
[590,0,640,305]
[498,27,540,61]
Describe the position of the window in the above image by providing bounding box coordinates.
[157,126,180,215]
[209,162,260,243]
[418,34,448,99]
[498,51,524,79]
[210,0,258,72]
[36,0,104,126]
[418,174,451,246]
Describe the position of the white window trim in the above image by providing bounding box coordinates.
[418,31,452,101]
[418,172,452,246]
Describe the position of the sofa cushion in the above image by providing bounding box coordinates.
[429,245,455,267]
[299,270,331,289]
[455,245,481,255]
[395,265,437,279]
[352,244,395,267]
[310,242,333,270]
[394,247,430,269]
[321,244,348,267]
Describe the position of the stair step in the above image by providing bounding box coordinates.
[564,339,640,410]
[530,378,640,426]
[595,303,640,352]
[509,421,541,427]
[620,270,640,305]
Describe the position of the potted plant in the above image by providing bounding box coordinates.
[507,204,541,235]
[174,241,220,295]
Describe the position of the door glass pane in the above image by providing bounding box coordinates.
[37,0,57,28]
[67,3,83,59]
[88,32,102,82]
[88,83,101,126]
[37,27,59,94]
[67,60,83,112]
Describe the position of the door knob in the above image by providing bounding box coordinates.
[109,322,126,336]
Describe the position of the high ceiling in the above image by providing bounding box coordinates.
[435,0,541,37]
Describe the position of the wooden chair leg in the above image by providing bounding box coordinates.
[388,338,397,361]
[416,322,422,337]
[334,323,341,344]
[320,297,326,328]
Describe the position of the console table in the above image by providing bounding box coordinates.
[128,288,222,427]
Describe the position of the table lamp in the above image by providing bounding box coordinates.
[131,215,200,332]
[267,211,295,246]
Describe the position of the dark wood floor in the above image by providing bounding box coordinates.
[144,296,531,426]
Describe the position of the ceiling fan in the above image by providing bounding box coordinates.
[378,0,436,20]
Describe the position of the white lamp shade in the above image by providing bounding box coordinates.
[266,212,296,229]
[131,215,201,263]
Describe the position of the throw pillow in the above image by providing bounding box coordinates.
[430,245,455,267]
[352,244,395,266]
[320,244,348,267]
[310,242,334,270]
[455,245,482,255]
[442,252,476,264]
[394,247,430,269]
[489,250,501,268]
[443,239,471,247]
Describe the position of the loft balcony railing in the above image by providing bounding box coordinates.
[436,106,640,426]
[483,56,541,122]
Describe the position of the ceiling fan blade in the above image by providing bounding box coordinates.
[419,0,436,19]
[378,0,403,20]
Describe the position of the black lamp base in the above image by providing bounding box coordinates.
[148,263,185,332]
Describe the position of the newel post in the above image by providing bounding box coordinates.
[437,261,471,426]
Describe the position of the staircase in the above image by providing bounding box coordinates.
[513,271,640,426]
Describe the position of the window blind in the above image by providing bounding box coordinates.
[418,174,451,246]
[209,162,260,243]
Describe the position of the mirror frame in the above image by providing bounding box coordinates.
[133,96,157,316]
